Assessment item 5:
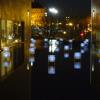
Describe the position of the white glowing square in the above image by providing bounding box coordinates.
[3,52,10,58]
[48,66,55,75]
[48,55,55,62]
[29,47,35,54]
[74,62,81,69]
[64,45,69,51]
[64,53,69,58]
[74,52,81,59]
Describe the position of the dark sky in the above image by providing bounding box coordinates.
[41,0,91,18]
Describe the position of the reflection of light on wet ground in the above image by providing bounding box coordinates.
[74,62,81,69]
[64,53,69,58]
[64,45,70,51]
[49,39,58,53]
[48,66,55,75]
[48,55,56,62]
[92,64,95,72]
[3,62,10,67]
[80,49,85,54]
[1,47,12,77]
[31,38,36,43]
[28,38,36,68]
[74,52,81,59]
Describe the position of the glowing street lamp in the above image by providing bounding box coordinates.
[48,7,59,33]
[49,7,58,15]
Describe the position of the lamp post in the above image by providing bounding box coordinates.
[48,7,59,38]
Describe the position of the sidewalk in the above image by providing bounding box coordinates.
[0,63,31,100]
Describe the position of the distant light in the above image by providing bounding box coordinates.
[63,31,67,34]
[30,62,34,66]
[80,49,85,54]
[59,38,63,41]
[85,39,89,43]
[27,10,30,16]
[15,39,19,43]
[59,22,62,25]
[44,38,48,42]
[49,7,58,14]
[80,43,85,47]
[3,52,10,58]
[68,22,73,26]
[64,45,69,51]
[55,41,59,45]
[29,47,35,54]
[18,23,21,26]
[27,64,30,70]
[48,66,55,75]
[74,52,81,59]
[8,35,13,40]
[74,62,81,69]
[29,57,35,63]
[3,47,9,51]
[30,38,36,43]
[55,47,60,52]
[49,40,57,52]
[68,39,73,43]
[64,53,69,58]
[80,32,84,37]
[45,12,48,16]
[92,64,95,72]
[48,55,56,62]
[30,43,35,47]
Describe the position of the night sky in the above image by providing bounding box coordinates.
[41,0,91,18]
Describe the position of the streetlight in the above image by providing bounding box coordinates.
[48,7,59,36]
[49,7,58,15]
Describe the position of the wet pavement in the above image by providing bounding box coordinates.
[0,37,99,100]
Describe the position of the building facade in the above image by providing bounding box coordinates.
[0,0,32,78]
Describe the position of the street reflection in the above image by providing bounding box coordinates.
[0,35,91,79]
[0,47,12,77]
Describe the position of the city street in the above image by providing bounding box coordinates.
[0,36,96,100]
